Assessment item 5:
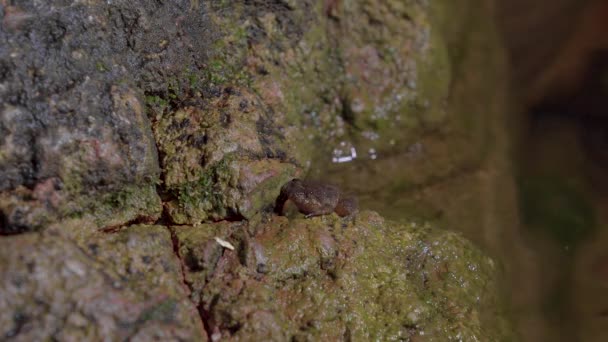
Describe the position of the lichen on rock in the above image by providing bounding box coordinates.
[153,87,297,224]
[173,211,512,341]
[0,0,515,340]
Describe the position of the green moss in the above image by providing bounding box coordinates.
[218,212,513,340]
[187,71,201,90]
[169,155,236,223]
[95,61,109,72]
[61,184,162,228]
[144,95,168,107]
[204,55,251,88]
[204,6,252,88]
[138,299,178,323]
[61,173,84,195]
[144,95,169,117]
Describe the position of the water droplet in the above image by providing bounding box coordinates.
[368,148,377,160]
[332,141,357,163]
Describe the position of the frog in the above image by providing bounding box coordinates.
[275,179,358,218]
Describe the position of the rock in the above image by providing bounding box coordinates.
[0,222,206,341]
[0,1,516,340]
[0,1,217,231]
[0,105,36,192]
[154,88,297,224]
[174,212,514,341]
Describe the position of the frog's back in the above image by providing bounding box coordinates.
[299,180,340,209]
[277,179,341,216]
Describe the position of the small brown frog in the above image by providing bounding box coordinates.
[275,179,358,218]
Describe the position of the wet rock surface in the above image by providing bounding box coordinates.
[0,1,213,231]
[0,223,205,341]
[174,212,512,341]
[0,0,515,340]
[154,88,297,224]
[0,0,498,232]
[0,214,513,341]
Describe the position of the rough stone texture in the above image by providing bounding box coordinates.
[0,0,516,340]
[154,88,297,224]
[0,0,502,231]
[148,0,326,224]
[0,222,205,341]
[0,1,215,231]
[174,212,512,341]
[311,0,519,261]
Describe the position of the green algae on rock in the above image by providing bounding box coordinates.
[153,87,297,224]
[0,1,216,232]
[0,92,163,231]
[313,0,516,254]
[201,0,502,244]
[0,0,516,340]
[174,211,513,341]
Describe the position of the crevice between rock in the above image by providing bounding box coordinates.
[166,224,212,341]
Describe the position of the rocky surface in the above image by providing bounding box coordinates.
[175,211,512,341]
[0,223,205,341]
[0,1,205,231]
[154,89,297,224]
[0,0,516,340]
[0,213,511,341]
